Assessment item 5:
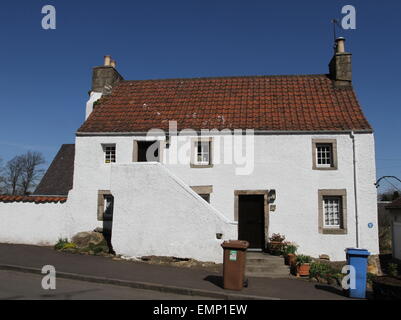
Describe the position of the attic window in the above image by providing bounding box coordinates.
[103,144,116,164]
[312,139,337,170]
[316,144,332,167]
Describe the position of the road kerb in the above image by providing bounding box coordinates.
[0,264,279,300]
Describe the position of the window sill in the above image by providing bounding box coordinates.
[313,166,338,171]
[321,228,347,235]
[190,163,214,168]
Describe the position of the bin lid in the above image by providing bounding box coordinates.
[345,248,371,256]
[221,240,249,249]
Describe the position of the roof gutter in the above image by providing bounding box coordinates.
[76,129,373,137]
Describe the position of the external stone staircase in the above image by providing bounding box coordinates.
[245,252,291,278]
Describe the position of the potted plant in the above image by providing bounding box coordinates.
[283,243,298,265]
[267,233,286,256]
[296,255,312,277]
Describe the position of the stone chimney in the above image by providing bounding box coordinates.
[91,55,124,95]
[329,37,352,87]
[86,56,124,119]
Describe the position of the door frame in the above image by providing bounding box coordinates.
[234,190,270,250]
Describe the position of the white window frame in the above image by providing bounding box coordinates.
[312,139,338,170]
[103,144,116,164]
[318,189,347,234]
[323,196,342,229]
[191,138,213,168]
[316,143,333,168]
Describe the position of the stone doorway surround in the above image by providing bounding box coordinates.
[234,190,270,250]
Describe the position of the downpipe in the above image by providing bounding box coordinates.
[350,131,359,248]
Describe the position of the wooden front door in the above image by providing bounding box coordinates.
[238,195,265,249]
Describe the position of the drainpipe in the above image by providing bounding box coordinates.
[350,131,359,248]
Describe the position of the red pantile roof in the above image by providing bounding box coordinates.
[77,74,372,133]
[0,195,67,204]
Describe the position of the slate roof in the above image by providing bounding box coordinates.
[0,195,67,204]
[77,74,372,134]
[33,144,75,196]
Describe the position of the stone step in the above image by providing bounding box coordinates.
[247,259,284,265]
[246,265,286,271]
[245,252,290,279]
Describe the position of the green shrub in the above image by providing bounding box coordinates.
[388,263,399,277]
[62,243,77,250]
[283,243,298,255]
[309,262,343,285]
[310,262,334,278]
[54,238,70,250]
[367,272,377,285]
[296,254,312,266]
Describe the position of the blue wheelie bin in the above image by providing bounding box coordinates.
[345,248,370,299]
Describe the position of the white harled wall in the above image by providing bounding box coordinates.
[0,202,70,245]
[69,132,379,261]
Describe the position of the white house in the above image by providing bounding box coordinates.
[0,38,379,262]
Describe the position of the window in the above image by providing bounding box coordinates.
[316,144,332,167]
[103,144,116,163]
[97,190,114,221]
[190,186,213,203]
[191,138,213,168]
[323,196,342,228]
[318,189,347,234]
[133,140,160,162]
[312,139,337,170]
[199,194,210,203]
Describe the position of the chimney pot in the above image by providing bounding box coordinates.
[104,55,112,66]
[335,37,346,53]
[110,59,116,68]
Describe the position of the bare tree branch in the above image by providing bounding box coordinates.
[19,151,46,195]
[4,155,24,195]
[2,151,46,195]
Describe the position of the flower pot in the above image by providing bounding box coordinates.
[284,254,289,265]
[297,263,310,277]
[268,241,284,256]
[288,253,296,266]
[284,253,296,265]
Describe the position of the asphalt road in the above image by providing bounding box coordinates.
[0,270,214,300]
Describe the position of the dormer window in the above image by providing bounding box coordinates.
[312,139,337,170]
[103,144,116,164]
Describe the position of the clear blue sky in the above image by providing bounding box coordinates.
[1,0,400,192]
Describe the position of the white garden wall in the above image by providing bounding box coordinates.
[110,163,237,263]
[0,202,71,245]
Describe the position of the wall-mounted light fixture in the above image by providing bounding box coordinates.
[268,189,276,203]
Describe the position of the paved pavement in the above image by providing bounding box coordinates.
[0,244,348,300]
[0,270,213,300]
